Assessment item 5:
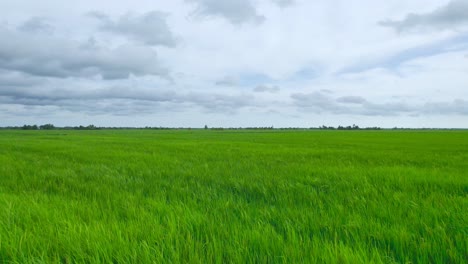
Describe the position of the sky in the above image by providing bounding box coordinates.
[0,0,467,128]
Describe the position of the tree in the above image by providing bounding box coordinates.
[22,125,38,130]
[39,124,55,130]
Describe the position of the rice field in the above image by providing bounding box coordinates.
[0,129,467,263]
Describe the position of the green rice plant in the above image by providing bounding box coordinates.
[0,130,466,263]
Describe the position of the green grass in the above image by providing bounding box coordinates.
[0,130,467,263]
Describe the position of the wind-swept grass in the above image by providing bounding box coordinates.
[0,130,467,263]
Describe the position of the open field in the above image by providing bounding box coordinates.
[0,130,467,263]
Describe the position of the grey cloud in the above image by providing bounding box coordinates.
[0,27,168,79]
[291,91,414,116]
[0,77,258,116]
[423,99,468,115]
[272,0,295,8]
[291,92,347,113]
[183,92,255,112]
[254,85,280,93]
[320,89,334,94]
[359,102,415,116]
[0,70,45,88]
[0,98,169,117]
[215,76,239,86]
[0,77,175,103]
[291,92,468,116]
[336,96,367,104]
[0,103,62,117]
[186,0,265,25]
[380,0,468,32]
[89,11,177,47]
[17,17,54,34]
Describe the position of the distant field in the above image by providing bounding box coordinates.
[0,130,466,263]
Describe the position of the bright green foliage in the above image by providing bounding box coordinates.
[0,130,467,263]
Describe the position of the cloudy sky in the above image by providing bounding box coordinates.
[1,0,467,128]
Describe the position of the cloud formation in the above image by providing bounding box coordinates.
[271,0,295,8]
[90,11,177,47]
[291,91,468,116]
[0,69,257,116]
[215,76,239,86]
[186,0,265,25]
[0,26,168,80]
[380,0,468,32]
[17,17,54,34]
[423,99,468,115]
[291,92,346,113]
[336,96,367,104]
[254,85,280,93]
[339,33,468,74]
[0,0,467,127]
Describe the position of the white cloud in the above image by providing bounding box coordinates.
[0,0,467,127]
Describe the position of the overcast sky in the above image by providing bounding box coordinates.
[1,0,467,128]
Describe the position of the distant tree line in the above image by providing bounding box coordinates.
[204,126,275,130]
[319,124,382,130]
[0,124,99,130]
[11,124,57,130]
[0,124,463,130]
